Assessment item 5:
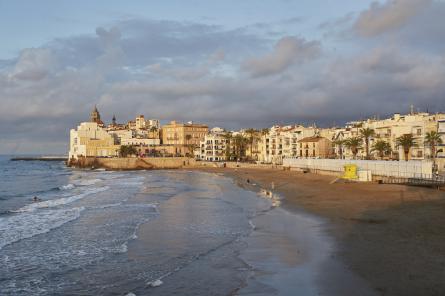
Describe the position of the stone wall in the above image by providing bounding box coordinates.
[68,157,195,170]
[196,161,282,170]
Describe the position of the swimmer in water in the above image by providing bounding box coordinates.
[33,196,40,202]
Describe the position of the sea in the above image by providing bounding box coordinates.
[0,156,377,296]
[0,155,273,295]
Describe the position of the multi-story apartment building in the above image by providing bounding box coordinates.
[197,127,227,161]
[260,125,318,164]
[161,121,208,149]
[128,115,160,131]
[298,136,332,158]
[340,112,445,160]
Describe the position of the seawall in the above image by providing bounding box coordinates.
[68,157,196,170]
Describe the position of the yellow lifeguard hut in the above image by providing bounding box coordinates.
[343,164,358,179]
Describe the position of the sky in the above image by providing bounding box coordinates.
[1,0,445,154]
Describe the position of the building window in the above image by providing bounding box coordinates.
[417,128,422,136]
[417,150,423,158]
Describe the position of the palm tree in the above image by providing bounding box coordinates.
[360,128,375,159]
[344,137,362,159]
[332,139,345,159]
[261,128,269,136]
[222,132,233,160]
[245,128,259,160]
[233,134,248,161]
[396,134,416,161]
[371,140,392,160]
[425,131,443,160]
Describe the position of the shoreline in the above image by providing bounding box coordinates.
[213,169,376,296]
[192,166,445,296]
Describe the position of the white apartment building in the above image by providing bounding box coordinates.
[340,112,445,160]
[147,119,160,129]
[69,122,119,159]
[107,129,134,144]
[134,115,160,130]
[260,125,319,164]
[197,127,227,161]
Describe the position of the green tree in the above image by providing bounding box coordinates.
[396,134,416,161]
[360,128,375,159]
[425,131,443,160]
[233,134,248,161]
[245,128,259,160]
[332,139,345,159]
[261,128,269,136]
[371,140,392,160]
[344,137,363,159]
[119,145,138,157]
[222,132,234,160]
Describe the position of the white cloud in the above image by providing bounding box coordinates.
[11,48,56,81]
[242,36,321,77]
[354,0,432,37]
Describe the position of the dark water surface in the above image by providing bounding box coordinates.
[0,156,271,295]
[0,156,376,295]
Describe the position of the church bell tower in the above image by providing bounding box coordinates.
[90,105,104,126]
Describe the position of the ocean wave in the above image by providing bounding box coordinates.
[73,178,103,186]
[13,186,109,213]
[59,184,75,190]
[0,207,84,250]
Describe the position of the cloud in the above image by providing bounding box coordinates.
[2,14,445,154]
[354,0,432,37]
[242,36,321,77]
[10,48,57,81]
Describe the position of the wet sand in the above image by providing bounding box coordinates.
[194,167,445,296]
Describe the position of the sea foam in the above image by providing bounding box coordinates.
[15,186,109,213]
[0,207,84,250]
[59,184,75,190]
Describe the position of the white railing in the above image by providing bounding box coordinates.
[283,158,434,179]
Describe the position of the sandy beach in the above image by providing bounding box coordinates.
[193,166,445,296]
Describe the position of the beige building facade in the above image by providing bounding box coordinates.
[298,136,332,158]
[260,125,319,164]
[336,112,445,160]
[161,121,208,147]
[69,122,119,159]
